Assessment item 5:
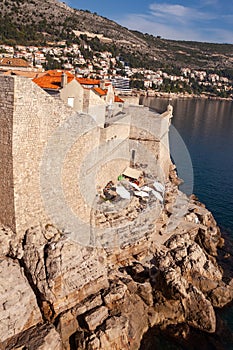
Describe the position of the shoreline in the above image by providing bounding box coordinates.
[138,91,233,102]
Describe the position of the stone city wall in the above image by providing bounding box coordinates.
[0,76,172,243]
[0,77,15,231]
[129,106,172,180]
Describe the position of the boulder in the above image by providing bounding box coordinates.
[0,258,42,346]
[85,306,109,331]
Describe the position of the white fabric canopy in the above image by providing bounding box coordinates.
[116,186,131,199]
[153,181,165,193]
[134,190,149,198]
[152,190,163,202]
[141,186,152,192]
[129,182,140,191]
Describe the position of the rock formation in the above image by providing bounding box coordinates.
[0,166,232,350]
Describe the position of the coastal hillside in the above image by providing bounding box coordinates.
[0,0,233,71]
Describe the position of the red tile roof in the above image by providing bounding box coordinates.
[33,70,74,90]
[114,95,124,103]
[93,87,107,96]
[93,87,124,103]
[76,78,100,86]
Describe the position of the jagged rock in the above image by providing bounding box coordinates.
[86,335,100,350]
[85,306,109,331]
[104,283,127,308]
[0,225,23,259]
[149,298,185,328]
[56,310,80,350]
[22,226,109,318]
[119,292,149,349]
[0,258,42,346]
[97,316,130,350]
[136,282,153,306]
[165,233,223,282]
[75,294,103,316]
[160,267,189,299]
[36,326,63,350]
[4,324,62,350]
[192,275,219,293]
[210,285,233,308]
[184,286,216,333]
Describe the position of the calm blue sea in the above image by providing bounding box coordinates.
[140,96,233,350]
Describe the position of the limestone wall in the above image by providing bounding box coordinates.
[0,77,15,230]
[129,106,172,180]
[0,76,172,244]
[0,76,77,238]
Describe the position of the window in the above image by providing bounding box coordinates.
[68,97,74,108]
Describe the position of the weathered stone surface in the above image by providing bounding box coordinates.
[75,294,103,316]
[36,327,63,350]
[149,297,185,328]
[4,324,62,350]
[210,285,233,308]
[85,306,109,331]
[184,286,216,333]
[98,316,130,350]
[0,225,22,259]
[56,310,80,350]
[136,282,153,306]
[104,283,127,309]
[22,226,109,317]
[0,258,42,345]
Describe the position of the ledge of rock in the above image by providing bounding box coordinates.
[1,179,233,349]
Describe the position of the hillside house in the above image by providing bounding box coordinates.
[0,58,32,72]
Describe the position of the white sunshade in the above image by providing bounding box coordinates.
[116,186,131,199]
[152,190,164,203]
[153,181,165,193]
[141,186,152,192]
[134,190,149,198]
[129,182,140,191]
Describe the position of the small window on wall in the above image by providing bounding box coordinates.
[68,97,74,108]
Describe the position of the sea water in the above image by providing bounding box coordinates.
[140,96,233,350]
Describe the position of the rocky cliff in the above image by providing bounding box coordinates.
[0,166,232,350]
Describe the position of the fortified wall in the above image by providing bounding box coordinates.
[0,75,173,242]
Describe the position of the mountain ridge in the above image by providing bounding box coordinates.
[0,0,233,71]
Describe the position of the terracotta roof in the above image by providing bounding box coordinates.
[114,95,124,103]
[93,87,107,96]
[46,70,74,78]
[76,77,100,86]
[93,87,124,103]
[33,70,74,90]
[0,58,30,68]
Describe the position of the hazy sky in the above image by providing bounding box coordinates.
[65,0,233,44]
